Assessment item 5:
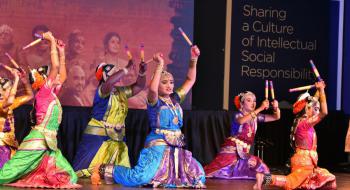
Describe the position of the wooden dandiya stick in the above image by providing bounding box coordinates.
[4,52,19,68]
[265,80,269,99]
[140,43,145,62]
[269,81,275,100]
[124,45,132,60]
[309,60,322,81]
[289,84,315,92]
[0,63,12,70]
[178,27,193,46]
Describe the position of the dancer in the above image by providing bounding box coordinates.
[92,46,206,188]
[204,91,280,179]
[254,81,336,190]
[73,56,147,178]
[0,32,80,188]
[0,64,33,168]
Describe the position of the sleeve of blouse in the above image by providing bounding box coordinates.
[257,113,266,123]
[174,88,186,104]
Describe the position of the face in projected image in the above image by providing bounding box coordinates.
[32,25,50,52]
[68,31,85,56]
[0,24,13,47]
[104,32,121,55]
[67,65,86,93]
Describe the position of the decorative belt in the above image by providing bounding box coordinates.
[295,148,317,157]
[32,126,57,137]
[154,129,185,147]
[18,138,47,150]
[84,125,125,142]
[154,129,182,137]
[145,139,168,148]
[31,126,58,151]
[102,121,125,130]
[228,137,251,150]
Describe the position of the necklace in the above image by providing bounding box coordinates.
[241,110,255,138]
[159,96,179,125]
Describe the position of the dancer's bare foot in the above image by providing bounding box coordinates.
[253,173,264,190]
[194,181,207,189]
[91,165,101,185]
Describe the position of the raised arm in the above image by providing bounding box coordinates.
[178,45,200,95]
[100,60,134,95]
[147,53,164,104]
[130,62,147,96]
[11,69,34,108]
[56,40,67,84]
[308,81,327,124]
[1,66,19,109]
[42,32,59,81]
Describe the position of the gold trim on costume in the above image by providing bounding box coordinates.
[18,138,47,150]
[84,125,107,136]
[145,139,168,148]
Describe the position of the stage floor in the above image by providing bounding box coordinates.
[0,173,348,190]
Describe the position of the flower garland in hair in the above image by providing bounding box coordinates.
[234,95,241,110]
[31,71,46,90]
[95,67,104,81]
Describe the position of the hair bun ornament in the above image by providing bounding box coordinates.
[234,95,241,110]
[95,62,107,81]
[95,67,103,81]
[292,99,307,114]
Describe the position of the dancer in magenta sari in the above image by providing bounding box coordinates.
[254,81,336,190]
[0,32,80,188]
[0,64,33,168]
[204,91,280,180]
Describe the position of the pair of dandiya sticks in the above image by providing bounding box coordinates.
[124,27,193,64]
[12,27,194,66]
[265,80,276,100]
[289,60,323,92]
[0,52,22,72]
